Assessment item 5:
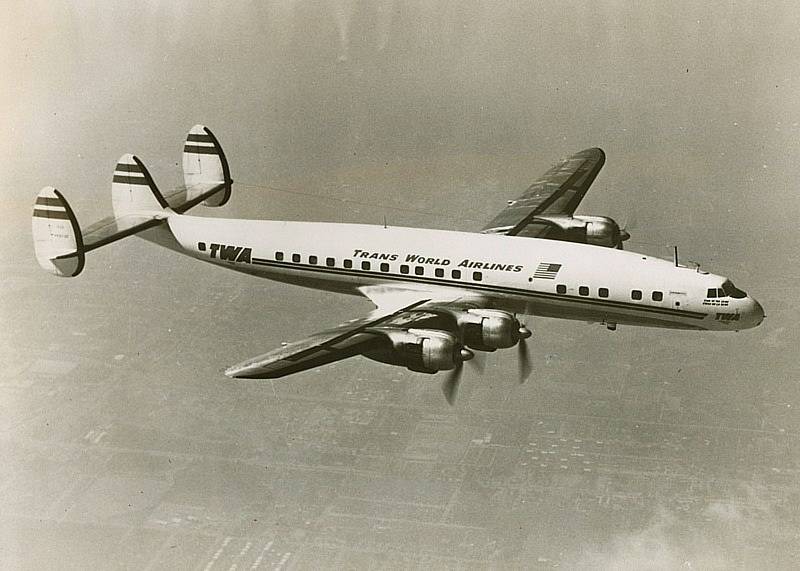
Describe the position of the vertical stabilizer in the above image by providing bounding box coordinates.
[32,187,85,277]
[111,154,168,226]
[182,125,232,207]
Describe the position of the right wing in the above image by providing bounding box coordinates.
[225,299,433,379]
[481,147,605,236]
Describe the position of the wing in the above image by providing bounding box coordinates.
[481,148,605,236]
[225,299,435,379]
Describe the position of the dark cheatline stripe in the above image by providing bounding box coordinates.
[183,145,219,155]
[36,196,63,206]
[115,163,142,173]
[186,133,213,143]
[113,175,150,185]
[33,209,70,219]
[231,257,707,321]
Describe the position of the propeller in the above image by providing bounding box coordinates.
[441,363,464,405]
[615,214,636,249]
[468,352,486,375]
[441,347,473,405]
[516,323,533,383]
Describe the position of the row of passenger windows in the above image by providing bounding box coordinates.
[555,284,664,302]
[274,251,484,281]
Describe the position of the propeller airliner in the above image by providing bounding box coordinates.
[32,126,764,403]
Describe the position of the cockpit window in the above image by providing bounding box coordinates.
[706,288,717,298]
[721,280,747,299]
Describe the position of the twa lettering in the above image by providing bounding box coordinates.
[204,242,252,263]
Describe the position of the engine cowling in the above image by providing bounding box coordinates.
[573,215,629,248]
[364,328,472,374]
[458,309,522,351]
[531,214,630,248]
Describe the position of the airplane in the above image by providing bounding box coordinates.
[32,125,765,404]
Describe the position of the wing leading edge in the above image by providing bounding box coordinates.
[481,147,605,236]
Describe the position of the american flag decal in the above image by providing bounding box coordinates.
[533,262,562,279]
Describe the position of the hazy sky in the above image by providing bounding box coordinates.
[2,2,800,568]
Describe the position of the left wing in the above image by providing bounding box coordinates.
[481,147,605,236]
[225,299,434,379]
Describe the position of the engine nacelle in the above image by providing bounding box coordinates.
[573,215,624,248]
[533,214,629,248]
[457,309,520,351]
[364,328,470,374]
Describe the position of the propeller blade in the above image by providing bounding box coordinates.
[518,339,532,383]
[441,363,464,405]
[468,353,486,375]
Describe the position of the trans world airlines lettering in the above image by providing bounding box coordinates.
[354,249,524,272]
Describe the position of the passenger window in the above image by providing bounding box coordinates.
[414,266,424,276]
[380,262,389,272]
[361,261,371,270]
[578,286,589,296]
[631,290,642,300]
[652,291,663,302]
[599,287,609,298]
[344,259,352,269]
[309,255,317,265]
[400,264,409,275]
[707,288,716,298]
[275,251,284,261]
[435,268,444,278]
[326,257,335,267]
[292,253,301,263]
[556,284,567,294]
[473,271,483,281]
[451,269,461,279]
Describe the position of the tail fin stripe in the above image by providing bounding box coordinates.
[112,174,150,185]
[33,209,70,219]
[186,133,214,143]
[183,145,219,155]
[36,196,64,206]
[114,163,143,173]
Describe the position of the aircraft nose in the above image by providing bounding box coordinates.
[747,298,765,328]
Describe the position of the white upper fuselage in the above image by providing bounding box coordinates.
[165,214,764,332]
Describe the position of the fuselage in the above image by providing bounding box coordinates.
[163,214,764,332]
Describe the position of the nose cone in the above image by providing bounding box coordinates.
[744,298,765,329]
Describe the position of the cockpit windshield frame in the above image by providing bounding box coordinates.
[720,280,747,299]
